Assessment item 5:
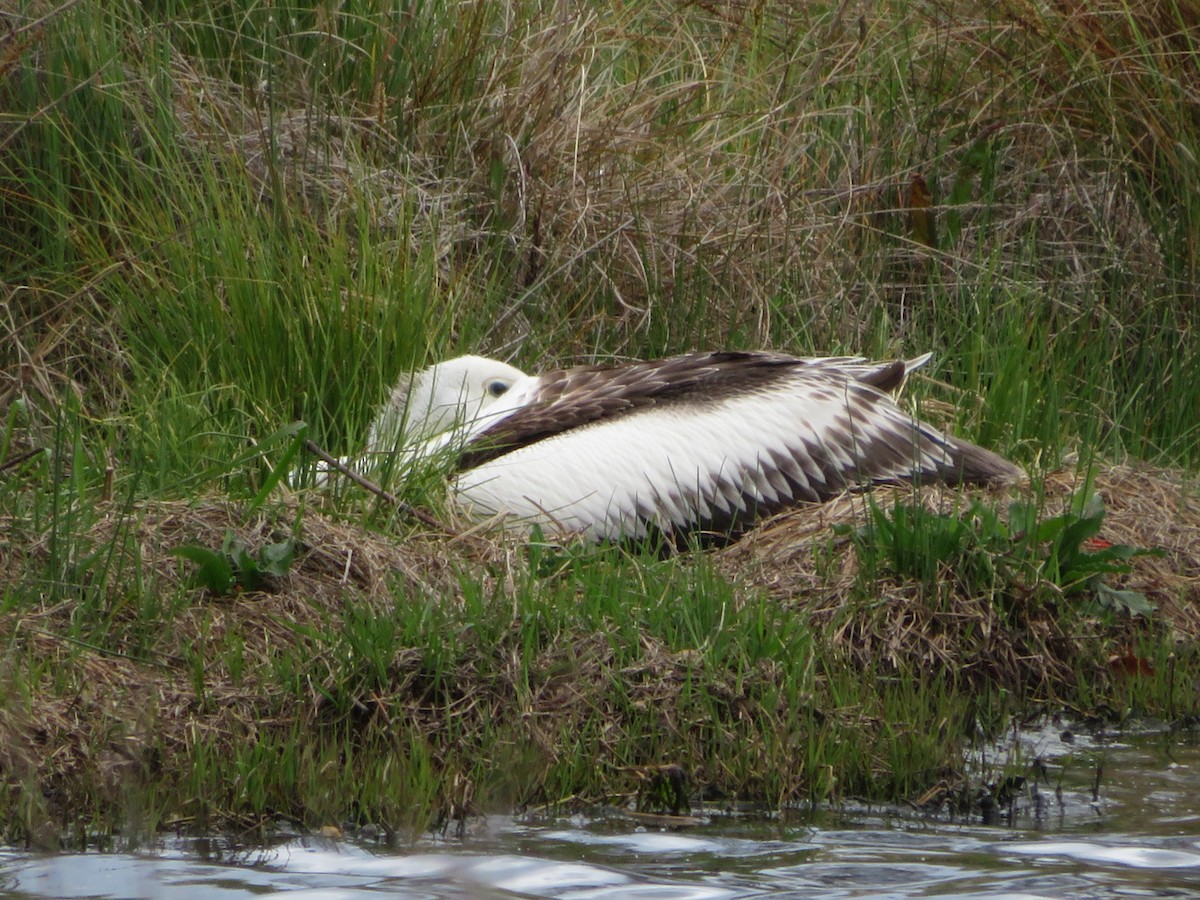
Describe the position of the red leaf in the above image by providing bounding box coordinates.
[1108,648,1154,676]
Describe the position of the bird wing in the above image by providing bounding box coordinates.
[454,350,906,470]
[452,363,1016,541]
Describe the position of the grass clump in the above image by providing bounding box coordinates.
[844,490,1162,617]
[2,0,1200,844]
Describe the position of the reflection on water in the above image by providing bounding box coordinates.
[2,725,1199,899]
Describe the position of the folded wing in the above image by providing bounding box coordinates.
[452,354,1018,541]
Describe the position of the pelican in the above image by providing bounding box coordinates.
[352,351,1021,542]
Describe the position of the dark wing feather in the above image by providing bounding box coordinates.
[456,351,801,470]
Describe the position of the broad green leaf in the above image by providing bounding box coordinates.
[260,539,296,577]
[170,545,234,595]
[1094,583,1156,617]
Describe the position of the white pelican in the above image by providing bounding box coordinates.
[354,351,1021,542]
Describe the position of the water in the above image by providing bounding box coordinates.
[3,725,1198,899]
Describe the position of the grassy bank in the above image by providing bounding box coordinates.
[3,459,1198,844]
[2,0,1200,843]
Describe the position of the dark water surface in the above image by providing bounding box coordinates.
[3,724,1198,898]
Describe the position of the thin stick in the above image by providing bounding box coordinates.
[0,447,45,473]
[302,439,448,532]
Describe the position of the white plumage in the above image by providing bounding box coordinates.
[354,351,1020,542]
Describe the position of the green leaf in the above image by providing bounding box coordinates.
[249,421,308,510]
[259,539,296,577]
[1076,491,1105,521]
[170,545,234,595]
[1031,512,1070,544]
[1057,513,1103,556]
[217,531,260,590]
[1094,583,1156,617]
[228,544,257,574]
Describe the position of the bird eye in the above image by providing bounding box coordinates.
[486,380,510,398]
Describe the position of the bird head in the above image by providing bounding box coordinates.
[367,355,527,453]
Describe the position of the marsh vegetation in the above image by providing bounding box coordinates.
[2,0,1199,844]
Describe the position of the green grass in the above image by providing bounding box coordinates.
[3,0,1200,843]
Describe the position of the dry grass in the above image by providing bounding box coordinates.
[731,463,1200,619]
[1,497,453,820]
[4,0,1197,479]
[124,0,1182,359]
